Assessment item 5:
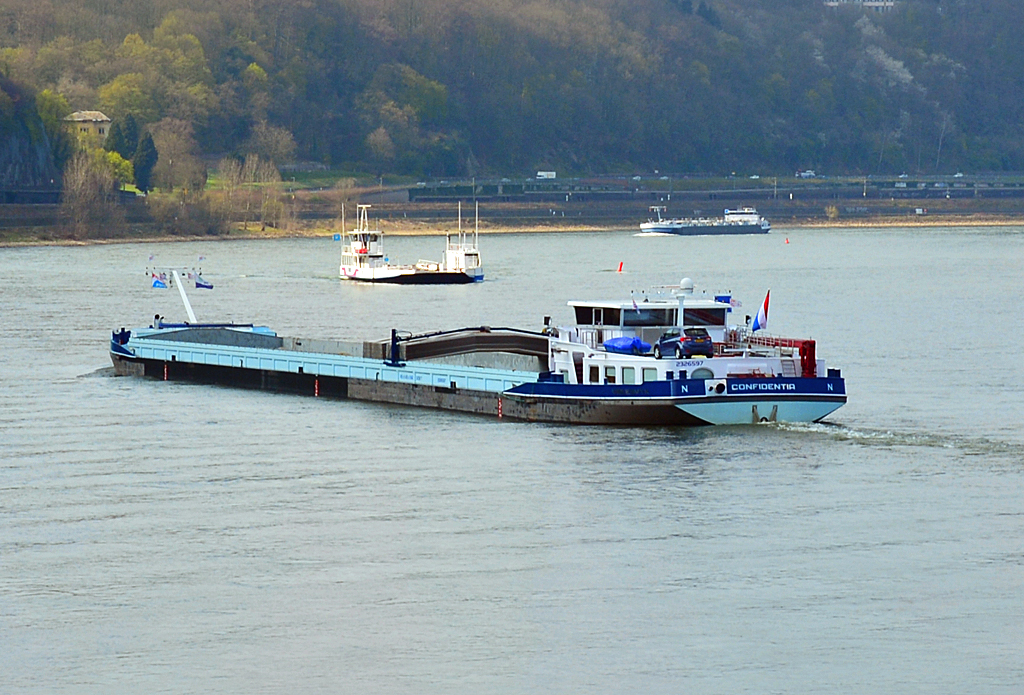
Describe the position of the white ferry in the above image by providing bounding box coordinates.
[640,206,771,235]
[339,203,483,284]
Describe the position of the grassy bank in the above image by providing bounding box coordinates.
[3,211,1023,247]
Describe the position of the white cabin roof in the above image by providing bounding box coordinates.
[567,296,726,310]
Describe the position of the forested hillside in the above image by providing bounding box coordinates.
[2,0,1023,178]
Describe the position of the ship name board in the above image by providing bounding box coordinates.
[731,382,797,392]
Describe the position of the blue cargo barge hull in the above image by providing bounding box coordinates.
[109,323,845,426]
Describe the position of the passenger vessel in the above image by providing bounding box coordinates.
[640,206,771,235]
[340,204,483,284]
[110,278,844,426]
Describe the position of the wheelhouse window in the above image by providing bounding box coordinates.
[622,307,674,326]
[683,308,726,326]
[574,306,621,326]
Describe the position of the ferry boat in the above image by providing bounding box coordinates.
[340,204,483,284]
[110,274,845,426]
[640,206,771,235]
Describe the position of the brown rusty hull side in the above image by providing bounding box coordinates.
[111,353,145,377]
[109,353,706,425]
[499,394,707,426]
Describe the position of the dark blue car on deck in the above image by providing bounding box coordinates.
[653,327,714,359]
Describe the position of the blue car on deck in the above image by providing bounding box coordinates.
[653,327,714,359]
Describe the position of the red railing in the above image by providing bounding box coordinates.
[721,331,817,378]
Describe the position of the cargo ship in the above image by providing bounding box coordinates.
[110,277,845,426]
[640,206,771,235]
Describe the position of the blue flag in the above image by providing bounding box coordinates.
[151,273,167,289]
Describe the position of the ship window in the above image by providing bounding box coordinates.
[691,367,714,379]
[623,307,672,326]
[604,366,616,384]
[589,365,600,384]
[642,367,658,383]
[622,366,636,385]
[684,308,727,326]
[604,308,620,326]
[575,307,592,324]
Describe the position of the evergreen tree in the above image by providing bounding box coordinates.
[104,114,140,160]
[104,120,127,157]
[132,133,158,193]
[122,114,139,157]
[696,1,720,27]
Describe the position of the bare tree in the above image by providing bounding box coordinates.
[935,111,954,171]
[255,157,282,230]
[238,154,282,231]
[217,157,243,224]
[150,118,207,198]
[59,151,124,239]
[241,120,297,165]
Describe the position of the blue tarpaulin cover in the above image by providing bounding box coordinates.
[603,336,651,354]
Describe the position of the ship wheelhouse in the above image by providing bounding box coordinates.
[566,293,731,348]
[546,288,735,386]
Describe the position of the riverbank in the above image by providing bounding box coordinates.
[3,212,1022,247]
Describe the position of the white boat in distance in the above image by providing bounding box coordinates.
[640,206,771,235]
[339,203,483,284]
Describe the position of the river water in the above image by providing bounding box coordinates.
[2,226,1022,693]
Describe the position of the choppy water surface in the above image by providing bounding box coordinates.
[2,226,1023,693]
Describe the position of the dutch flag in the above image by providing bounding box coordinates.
[752,289,769,332]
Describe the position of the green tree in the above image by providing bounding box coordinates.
[104,120,127,158]
[121,114,139,156]
[99,150,134,188]
[104,114,141,160]
[132,132,158,194]
[98,73,159,123]
[35,89,75,174]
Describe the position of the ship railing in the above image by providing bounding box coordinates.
[738,333,818,378]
